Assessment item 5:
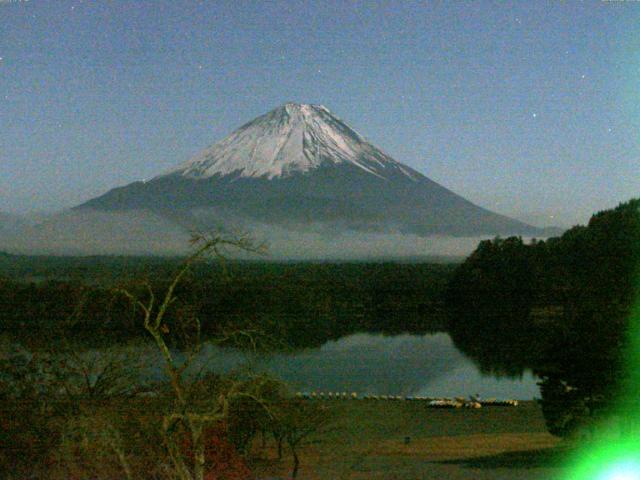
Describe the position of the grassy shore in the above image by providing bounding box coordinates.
[249,400,568,479]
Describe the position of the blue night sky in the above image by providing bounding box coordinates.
[1,0,638,226]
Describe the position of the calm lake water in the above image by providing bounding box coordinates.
[166,332,541,400]
[9,332,539,400]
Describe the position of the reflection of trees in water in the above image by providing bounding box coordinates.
[444,236,545,379]
[448,326,533,379]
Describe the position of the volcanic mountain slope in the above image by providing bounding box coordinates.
[79,103,541,237]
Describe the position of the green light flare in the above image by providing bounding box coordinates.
[563,276,640,478]
[564,438,640,480]
[598,461,640,480]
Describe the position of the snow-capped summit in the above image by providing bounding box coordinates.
[163,103,418,181]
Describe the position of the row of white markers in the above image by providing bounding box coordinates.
[295,392,519,408]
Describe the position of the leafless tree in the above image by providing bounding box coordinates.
[117,232,272,480]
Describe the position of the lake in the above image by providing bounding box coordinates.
[6,332,540,400]
[167,332,540,400]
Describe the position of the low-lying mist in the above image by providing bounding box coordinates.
[0,208,537,260]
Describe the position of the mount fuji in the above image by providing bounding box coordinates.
[79,103,542,238]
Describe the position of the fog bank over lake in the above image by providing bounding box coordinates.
[0,208,554,259]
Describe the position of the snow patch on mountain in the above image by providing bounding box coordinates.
[161,103,420,181]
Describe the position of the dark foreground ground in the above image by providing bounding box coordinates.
[250,400,569,480]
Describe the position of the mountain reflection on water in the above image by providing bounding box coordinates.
[186,333,540,400]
